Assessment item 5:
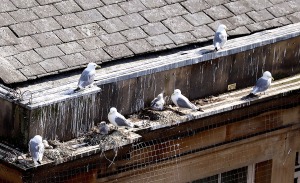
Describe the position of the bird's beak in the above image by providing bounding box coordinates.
[96,65,101,69]
[272,77,274,81]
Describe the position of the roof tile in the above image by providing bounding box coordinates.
[162,3,188,18]
[141,22,169,36]
[76,23,106,38]
[166,32,196,45]
[14,50,43,65]
[140,8,167,22]
[54,0,82,14]
[121,27,147,41]
[5,56,23,69]
[104,44,134,58]
[55,14,84,28]
[15,36,40,52]
[268,0,286,4]
[190,25,215,38]
[74,0,103,10]
[208,19,236,31]
[126,39,154,54]
[163,16,194,33]
[247,10,274,22]
[81,48,111,62]
[97,4,126,18]
[76,9,105,24]
[181,0,211,13]
[227,26,250,36]
[0,27,19,46]
[32,32,62,46]
[288,0,300,12]
[165,0,185,3]
[40,57,68,72]
[77,37,105,50]
[20,63,47,77]
[120,13,148,28]
[102,0,126,5]
[98,18,128,33]
[227,14,254,27]
[10,22,40,37]
[0,46,19,57]
[32,5,61,18]
[224,1,253,15]
[205,0,230,6]
[37,0,63,5]
[245,22,269,32]
[32,17,62,32]
[243,0,272,11]
[266,17,291,27]
[54,27,83,42]
[60,53,88,67]
[100,32,127,45]
[0,0,17,13]
[10,0,38,8]
[35,45,65,59]
[287,12,300,23]
[204,5,234,20]
[0,57,26,83]
[119,0,147,14]
[183,12,213,26]
[140,0,166,8]
[267,2,296,18]
[58,41,84,54]
[9,9,39,23]
[0,13,17,27]
[146,34,173,46]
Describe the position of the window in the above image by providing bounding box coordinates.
[294,152,300,183]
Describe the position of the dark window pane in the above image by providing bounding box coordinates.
[192,174,218,183]
[255,160,272,183]
[221,166,247,183]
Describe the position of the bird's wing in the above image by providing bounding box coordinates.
[78,70,95,88]
[150,97,159,107]
[177,97,193,109]
[252,78,270,94]
[213,32,222,46]
[115,117,132,127]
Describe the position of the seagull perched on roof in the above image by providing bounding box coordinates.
[213,24,228,51]
[99,121,109,135]
[108,107,136,128]
[28,135,45,166]
[247,71,274,97]
[171,89,202,111]
[150,93,165,111]
[74,63,100,91]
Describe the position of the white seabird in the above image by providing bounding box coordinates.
[171,89,201,111]
[248,71,274,96]
[108,107,135,128]
[213,24,228,51]
[28,135,45,166]
[74,62,100,91]
[150,93,165,111]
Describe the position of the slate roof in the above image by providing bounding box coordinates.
[0,0,299,84]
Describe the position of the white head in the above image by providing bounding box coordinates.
[86,63,99,70]
[34,135,43,143]
[262,71,274,80]
[109,107,117,114]
[100,121,106,126]
[157,93,163,99]
[217,24,227,32]
[173,89,181,95]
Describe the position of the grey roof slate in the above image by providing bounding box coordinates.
[0,0,300,84]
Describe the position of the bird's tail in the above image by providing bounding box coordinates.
[214,47,218,52]
[241,93,257,100]
[74,87,81,92]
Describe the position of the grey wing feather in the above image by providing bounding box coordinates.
[213,32,222,45]
[29,141,39,160]
[78,70,95,88]
[177,97,193,109]
[115,117,130,127]
[252,78,270,93]
[150,98,159,107]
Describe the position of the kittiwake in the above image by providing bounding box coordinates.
[247,71,274,97]
[214,24,228,51]
[99,121,109,135]
[28,135,45,166]
[74,63,100,91]
[108,107,136,128]
[171,89,202,111]
[150,93,165,111]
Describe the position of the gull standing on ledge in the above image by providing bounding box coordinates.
[74,63,100,91]
[28,135,45,166]
[247,71,274,97]
[150,93,165,111]
[108,107,136,128]
[214,24,228,51]
[171,89,202,111]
